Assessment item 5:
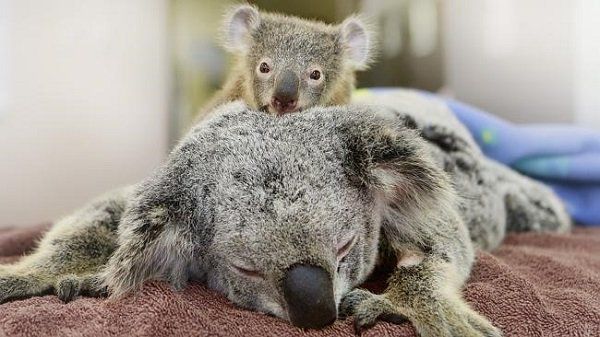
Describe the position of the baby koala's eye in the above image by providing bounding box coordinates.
[259,62,270,74]
[309,69,321,80]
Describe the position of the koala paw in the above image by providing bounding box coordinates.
[55,274,108,303]
[340,289,408,335]
[340,289,501,337]
[55,275,82,303]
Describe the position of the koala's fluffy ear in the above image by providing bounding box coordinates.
[98,171,199,298]
[99,211,193,299]
[339,16,376,70]
[340,111,454,216]
[221,4,260,53]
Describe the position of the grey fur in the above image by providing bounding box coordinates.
[353,90,571,250]
[199,5,375,118]
[0,97,570,337]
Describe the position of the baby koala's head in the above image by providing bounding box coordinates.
[221,5,375,115]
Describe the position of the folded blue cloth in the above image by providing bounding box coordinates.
[359,88,600,225]
[443,98,600,225]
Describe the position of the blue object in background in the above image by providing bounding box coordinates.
[441,97,600,226]
[359,88,600,225]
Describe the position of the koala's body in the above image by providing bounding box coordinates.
[0,99,570,337]
[197,5,374,119]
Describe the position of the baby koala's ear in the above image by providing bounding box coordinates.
[339,16,376,70]
[221,4,260,53]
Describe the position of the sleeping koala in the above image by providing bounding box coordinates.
[0,100,570,336]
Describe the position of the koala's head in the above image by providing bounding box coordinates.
[160,102,444,329]
[118,103,446,329]
[221,5,375,115]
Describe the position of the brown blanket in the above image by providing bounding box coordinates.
[1,224,599,337]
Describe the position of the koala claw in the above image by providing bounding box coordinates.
[55,274,107,303]
[339,288,372,318]
[340,289,408,335]
[56,275,81,303]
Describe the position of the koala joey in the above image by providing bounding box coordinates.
[0,102,570,337]
[197,5,375,118]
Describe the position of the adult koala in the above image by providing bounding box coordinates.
[0,99,569,337]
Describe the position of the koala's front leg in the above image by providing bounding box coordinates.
[338,108,501,336]
[341,211,500,336]
[0,270,109,304]
[0,272,54,303]
[341,256,501,337]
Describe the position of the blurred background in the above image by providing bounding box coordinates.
[1,0,599,227]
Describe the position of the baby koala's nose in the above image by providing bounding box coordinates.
[272,96,297,114]
[272,69,299,114]
[282,264,337,329]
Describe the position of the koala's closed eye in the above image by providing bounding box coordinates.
[336,233,357,262]
[230,260,264,280]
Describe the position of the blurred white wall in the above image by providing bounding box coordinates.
[0,0,170,227]
[443,0,600,127]
[574,0,600,128]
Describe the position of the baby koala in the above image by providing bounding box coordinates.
[0,102,569,337]
[198,5,375,118]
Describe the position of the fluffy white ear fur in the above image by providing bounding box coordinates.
[340,16,375,70]
[221,5,260,53]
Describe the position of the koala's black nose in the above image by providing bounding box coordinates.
[272,70,299,114]
[282,264,337,329]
